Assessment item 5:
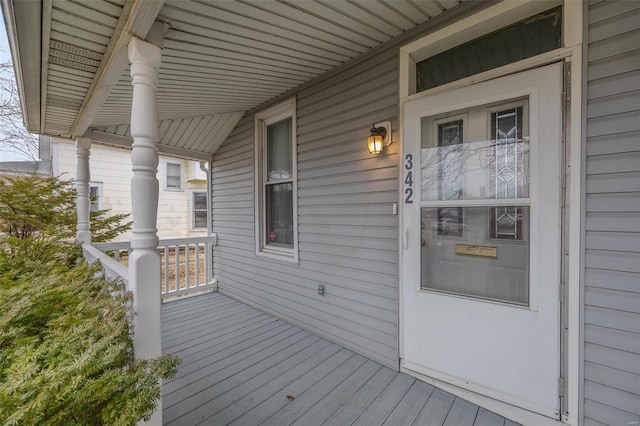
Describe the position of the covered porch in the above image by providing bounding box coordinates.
[161,291,515,426]
[2,0,579,424]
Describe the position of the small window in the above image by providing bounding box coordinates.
[416,6,562,92]
[192,191,208,230]
[255,98,298,261]
[89,182,103,212]
[165,161,183,190]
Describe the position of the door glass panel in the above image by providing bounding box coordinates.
[421,100,529,201]
[421,207,530,305]
[420,98,531,305]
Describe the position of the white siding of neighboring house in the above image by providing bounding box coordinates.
[583,1,640,424]
[53,139,208,241]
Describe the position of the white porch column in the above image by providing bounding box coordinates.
[75,137,92,244]
[128,37,162,425]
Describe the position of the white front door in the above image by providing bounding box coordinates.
[401,64,562,418]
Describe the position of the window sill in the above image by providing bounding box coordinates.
[256,247,299,265]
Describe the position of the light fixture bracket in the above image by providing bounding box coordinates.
[373,121,391,146]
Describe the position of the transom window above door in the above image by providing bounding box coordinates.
[415,6,562,92]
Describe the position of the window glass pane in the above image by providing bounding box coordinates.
[436,207,463,237]
[266,117,292,181]
[193,192,207,210]
[266,182,293,247]
[194,211,207,229]
[421,101,528,201]
[421,206,529,305]
[89,186,100,212]
[166,163,181,188]
[416,6,562,92]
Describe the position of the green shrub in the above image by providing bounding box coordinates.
[0,176,178,425]
[0,176,131,242]
[0,237,179,425]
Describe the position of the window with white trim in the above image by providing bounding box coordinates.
[255,98,298,261]
[89,182,103,212]
[164,160,183,190]
[192,191,208,230]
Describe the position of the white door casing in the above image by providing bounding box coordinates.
[401,63,563,418]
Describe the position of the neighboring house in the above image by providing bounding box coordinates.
[50,138,208,241]
[0,136,53,178]
[3,1,639,426]
[0,160,51,178]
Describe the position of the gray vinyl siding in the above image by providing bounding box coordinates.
[211,47,400,369]
[583,1,640,425]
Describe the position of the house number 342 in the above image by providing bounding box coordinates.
[404,153,414,204]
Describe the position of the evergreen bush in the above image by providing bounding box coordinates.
[0,176,179,425]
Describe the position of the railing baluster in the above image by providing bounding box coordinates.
[164,246,169,296]
[174,244,180,292]
[185,243,190,289]
[195,243,200,286]
[206,241,212,284]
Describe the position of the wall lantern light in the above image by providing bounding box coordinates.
[367,121,391,155]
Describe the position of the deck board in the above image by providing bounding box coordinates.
[161,292,515,426]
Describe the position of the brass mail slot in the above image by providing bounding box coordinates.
[455,244,497,258]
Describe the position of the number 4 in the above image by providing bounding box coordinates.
[404,171,413,186]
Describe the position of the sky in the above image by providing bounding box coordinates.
[0,12,34,162]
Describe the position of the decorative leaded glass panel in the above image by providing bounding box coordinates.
[489,107,526,240]
[437,120,463,236]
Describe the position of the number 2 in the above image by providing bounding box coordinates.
[405,188,413,204]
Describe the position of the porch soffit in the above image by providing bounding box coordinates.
[91,0,468,126]
[89,112,244,161]
[12,0,470,156]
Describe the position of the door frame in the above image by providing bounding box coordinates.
[397,2,584,425]
[402,63,562,418]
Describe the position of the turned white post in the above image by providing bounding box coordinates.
[75,137,92,244]
[128,37,162,425]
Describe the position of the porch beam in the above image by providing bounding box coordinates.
[127,36,162,426]
[75,137,91,244]
[70,0,165,138]
[87,129,214,162]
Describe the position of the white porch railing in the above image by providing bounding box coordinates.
[93,235,216,301]
[83,243,130,290]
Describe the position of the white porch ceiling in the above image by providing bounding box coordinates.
[90,112,244,161]
[8,0,469,158]
[93,0,466,128]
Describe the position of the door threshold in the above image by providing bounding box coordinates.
[400,364,564,426]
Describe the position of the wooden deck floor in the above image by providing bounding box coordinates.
[161,292,516,426]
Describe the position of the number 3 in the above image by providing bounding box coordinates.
[404,153,413,170]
